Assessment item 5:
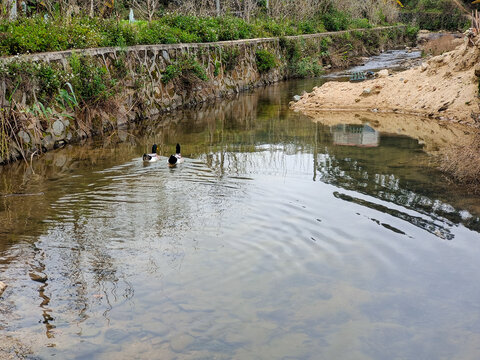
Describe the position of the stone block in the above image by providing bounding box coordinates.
[17,130,30,144]
[52,119,65,136]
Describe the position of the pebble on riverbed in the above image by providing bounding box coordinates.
[29,272,47,283]
[0,281,6,296]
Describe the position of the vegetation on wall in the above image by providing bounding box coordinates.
[255,49,276,73]
[161,55,208,84]
[280,37,324,78]
[221,47,241,72]
[0,51,122,163]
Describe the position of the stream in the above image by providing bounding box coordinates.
[1,52,480,359]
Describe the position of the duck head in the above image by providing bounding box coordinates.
[168,155,177,165]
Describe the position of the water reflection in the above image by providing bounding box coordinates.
[332,124,379,147]
[0,79,480,359]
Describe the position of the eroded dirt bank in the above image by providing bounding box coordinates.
[292,34,480,126]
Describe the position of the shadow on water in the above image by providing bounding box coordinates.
[1,77,480,359]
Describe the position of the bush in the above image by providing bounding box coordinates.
[217,16,254,40]
[322,10,350,31]
[255,49,276,73]
[2,17,69,54]
[280,37,301,62]
[405,25,419,40]
[69,53,113,103]
[161,56,208,84]
[350,18,371,29]
[0,12,392,56]
[292,57,324,78]
[161,64,182,84]
[36,63,63,101]
[99,20,137,47]
[320,36,333,55]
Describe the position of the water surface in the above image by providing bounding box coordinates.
[1,79,480,359]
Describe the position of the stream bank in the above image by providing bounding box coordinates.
[292,32,480,191]
[0,26,415,165]
[292,33,480,125]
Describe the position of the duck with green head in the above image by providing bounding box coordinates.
[168,143,184,167]
[143,144,159,162]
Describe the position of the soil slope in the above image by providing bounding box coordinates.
[292,35,480,126]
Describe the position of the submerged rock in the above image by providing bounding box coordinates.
[0,281,6,296]
[170,334,194,353]
[42,135,55,151]
[29,272,47,283]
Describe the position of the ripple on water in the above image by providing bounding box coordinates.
[2,79,480,359]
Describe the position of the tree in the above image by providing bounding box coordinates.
[131,0,160,21]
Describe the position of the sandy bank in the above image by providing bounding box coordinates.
[292,34,480,126]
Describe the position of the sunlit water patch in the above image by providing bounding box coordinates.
[1,79,480,359]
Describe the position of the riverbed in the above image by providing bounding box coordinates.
[1,76,480,359]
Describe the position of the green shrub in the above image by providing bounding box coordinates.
[255,49,276,73]
[190,60,208,81]
[99,20,137,47]
[405,25,419,39]
[161,56,208,84]
[218,16,254,40]
[36,63,63,101]
[322,10,350,31]
[161,64,182,84]
[280,37,301,62]
[69,53,113,103]
[350,18,371,29]
[292,56,324,78]
[320,36,332,55]
[0,11,387,56]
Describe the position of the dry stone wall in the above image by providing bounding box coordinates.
[0,26,412,164]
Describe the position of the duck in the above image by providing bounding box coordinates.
[143,144,159,162]
[168,143,184,167]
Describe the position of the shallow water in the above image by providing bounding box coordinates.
[1,79,480,359]
[325,49,422,81]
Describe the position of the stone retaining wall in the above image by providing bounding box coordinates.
[0,25,413,164]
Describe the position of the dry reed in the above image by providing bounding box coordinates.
[440,130,480,192]
[421,34,462,56]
